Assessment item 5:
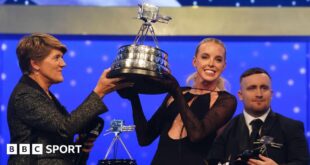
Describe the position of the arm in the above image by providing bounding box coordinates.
[14,68,129,138]
[14,91,107,138]
[207,126,230,164]
[283,121,309,165]
[172,89,237,142]
[117,86,170,146]
[152,73,237,142]
[129,94,171,146]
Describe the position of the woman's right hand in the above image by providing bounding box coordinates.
[93,68,133,98]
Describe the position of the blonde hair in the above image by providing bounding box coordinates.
[186,38,228,91]
[194,38,226,57]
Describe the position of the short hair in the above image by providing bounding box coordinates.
[240,67,271,82]
[194,38,226,58]
[16,33,67,75]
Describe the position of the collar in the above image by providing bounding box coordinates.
[20,75,52,99]
[243,108,270,134]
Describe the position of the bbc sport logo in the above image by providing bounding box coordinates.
[7,144,82,155]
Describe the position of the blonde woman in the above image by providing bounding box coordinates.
[120,38,237,165]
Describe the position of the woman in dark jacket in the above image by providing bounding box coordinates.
[7,33,129,165]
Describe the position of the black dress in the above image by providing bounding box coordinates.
[131,88,237,165]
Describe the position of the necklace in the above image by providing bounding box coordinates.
[190,87,220,92]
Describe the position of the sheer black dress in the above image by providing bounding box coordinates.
[130,87,237,165]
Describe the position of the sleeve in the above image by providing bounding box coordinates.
[207,131,229,164]
[173,90,237,142]
[207,120,236,164]
[130,94,170,146]
[14,91,107,138]
[283,121,309,165]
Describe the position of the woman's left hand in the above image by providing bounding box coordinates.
[151,73,181,96]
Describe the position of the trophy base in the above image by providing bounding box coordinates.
[97,159,137,165]
[108,68,168,94]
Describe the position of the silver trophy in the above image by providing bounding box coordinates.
[108,3,172,94]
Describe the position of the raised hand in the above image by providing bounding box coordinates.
[117,86,139,101]
[151,73,181,96]
[94,68,133,98]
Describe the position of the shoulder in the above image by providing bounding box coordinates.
[9,79,47,108]
[217,91,238,105]
[221,114,243,131]
[12,82,43,99]
[275,113,303,125]
[180,86,191,93]
[219,114,243,135]
[228,114,243,125]
[277,113,304,125]
[273,112,305,131]
[219,91,236,99]
[8,80,44,116]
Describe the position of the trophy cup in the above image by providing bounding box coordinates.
[108,3,172,94]
[98,120,136,165]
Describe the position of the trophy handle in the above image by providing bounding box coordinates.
[133,23,159,48]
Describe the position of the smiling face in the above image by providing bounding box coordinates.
[238,73,273,117]
[192,41,226,87]
[31,49,66,86]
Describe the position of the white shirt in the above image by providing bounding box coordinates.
[243,108,270,135]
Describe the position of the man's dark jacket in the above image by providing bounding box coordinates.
[208,110,309,165]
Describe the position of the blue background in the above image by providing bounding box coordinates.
[1,35,310,165]
[1,0,310,164]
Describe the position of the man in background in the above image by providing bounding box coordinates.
[208,67,309,165]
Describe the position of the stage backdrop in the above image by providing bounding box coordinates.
[0,35,309,164]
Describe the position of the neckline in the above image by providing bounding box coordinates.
[183,86,225,96]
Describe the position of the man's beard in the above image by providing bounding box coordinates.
[245,106,269,117]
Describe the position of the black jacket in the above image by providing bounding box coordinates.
[208,110,309,165]
[7,75,107,165]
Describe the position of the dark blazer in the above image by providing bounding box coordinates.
[7,75,108,165]
[208,110,309,165]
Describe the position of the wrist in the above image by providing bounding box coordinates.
[129,94,139,101]
[93,87,105,98]
[169,87,182,98]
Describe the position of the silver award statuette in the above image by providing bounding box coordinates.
[98,120,136,165]
[108,3,172,94]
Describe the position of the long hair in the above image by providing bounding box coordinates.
[186,38,229,91]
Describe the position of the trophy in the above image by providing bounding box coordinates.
[232,136,283,165]
[210,136,284,165]
[108,3,172,94]
[98,120,136,165]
